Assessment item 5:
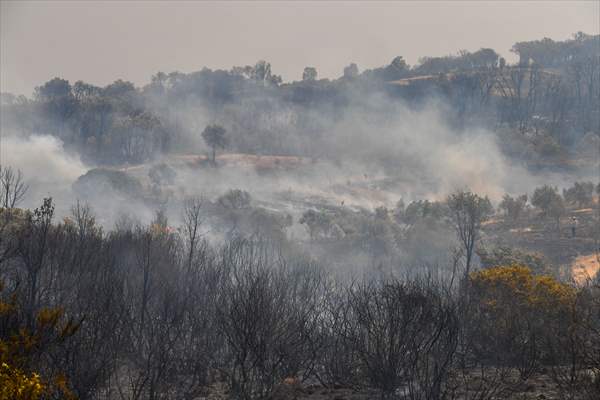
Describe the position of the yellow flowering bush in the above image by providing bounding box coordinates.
[470,264,575,311]
[0,362,45,400]
[0,282,78,400]
[466,265,576,378]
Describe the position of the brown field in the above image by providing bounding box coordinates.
[115,153,312,173]
[169,153,312,171]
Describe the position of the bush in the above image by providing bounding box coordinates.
[340,279,458,398]
[563,181,594,208]
[476,246,549,275]
[467,265,575,379]
[216,240,324,399]
[0,282,78,400]
[498,194,528,222]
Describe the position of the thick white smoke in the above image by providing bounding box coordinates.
[1,134,87,214]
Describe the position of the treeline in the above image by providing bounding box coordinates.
[1,33,598,165]
[296,181,600,270]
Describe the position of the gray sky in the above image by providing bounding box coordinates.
[1,0,599,96]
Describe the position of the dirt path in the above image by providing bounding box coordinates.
[572,253,600,284]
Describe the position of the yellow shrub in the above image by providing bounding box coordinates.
[0,283,77,400]
[470,264,575,312]
[0,362,45,400]
[467,265,577,373]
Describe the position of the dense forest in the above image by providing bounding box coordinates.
[1,32,600,400]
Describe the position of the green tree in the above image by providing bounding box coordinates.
[299,209,332,241]
[202,124,228,163]
[218,189,251,209]
[563,181,594,208]
[343,63,359,78]
[498,193,528,222]
[532,185,565,232]
[302,67,318,81]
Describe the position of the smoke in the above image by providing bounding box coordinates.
[1,93,595,279]
[1,134,87,214]
[320,100,514,200]
[2,100,592,229]
[1,86,595,262]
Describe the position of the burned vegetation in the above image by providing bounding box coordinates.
[1,29,600,400]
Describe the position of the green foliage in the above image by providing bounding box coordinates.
[343,63,359,78]
[202,124,228,162]
[299,209,333,240]
[532,185,565,221]
[35,77,72,99]
[447,191,493,222]
[73,168,143,198]
[148,163,176,187]
[468,265,575,378]
[511,33,599,67]
[498,193,528,222]
[302,67,317,81]
[563,181,594,208]
[415,48,499,74]
[477,246,548,274]
[401,200,447,224]
[218,189,251,210]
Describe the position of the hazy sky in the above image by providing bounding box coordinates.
[1,0,599,96]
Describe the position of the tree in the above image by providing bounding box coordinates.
[390,56,408,71]
[0,165,28,209]
[499,57,506,69]
[218,189,251,210]
[563,181,594,208]
[476,246,548,274]
[181,197,205,269]
[35,77,72,99]
[343,280,457,398]
[110,112,165,163]
[299,209,332,241]
[35,78,77,136]
[148,163,176,187]
[251,60,282,86]
[447,191,493,275]
[402,200,446,225]
[532,185,565,232]
[498,193,528,222]
[383,56,409,80]
[216,242,323,399]
[343,63,359,78]
[17,198,56,327]
[201,124,228,163]
[72,81,100,101]
[302,67,318,81]
[468,265,575,380]
[102,79,136,97]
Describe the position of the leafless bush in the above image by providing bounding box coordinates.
[545,285,600,399]
[337,278,458,399]
[216,239,324,399]
[0,164,28,209]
